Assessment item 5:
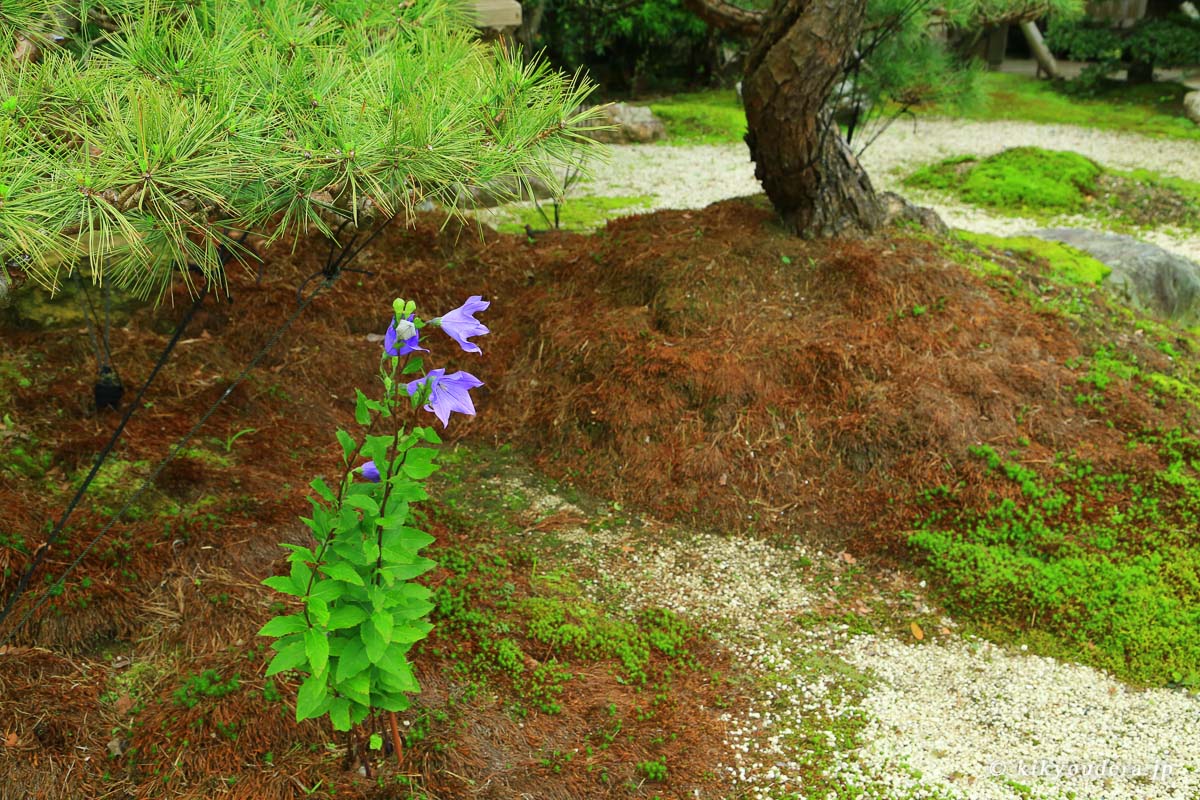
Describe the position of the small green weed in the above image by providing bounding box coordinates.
[173,669,241,709]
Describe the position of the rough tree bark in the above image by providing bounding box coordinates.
[684,0,886,237]
[742,0,884,236]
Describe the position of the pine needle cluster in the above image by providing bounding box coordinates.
[0,0,599,299]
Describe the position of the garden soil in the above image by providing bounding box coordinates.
[0,198,1193,798]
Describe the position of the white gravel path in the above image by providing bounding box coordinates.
[502,454,1200,800]
[573,119,1200,261]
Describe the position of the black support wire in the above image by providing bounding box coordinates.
[0,286,208,632]
[0,272,338,646]
[0,233,253,634]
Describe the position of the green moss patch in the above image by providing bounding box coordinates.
[646,89,746,145]
[493,194,655,234]
[907,146,1200,232]
[912,439,1200,689]
[907,147,1103,212]
[955,231,1111,285]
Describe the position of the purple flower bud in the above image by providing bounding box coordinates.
[434,296,489,355]
[405,368,484,428]
[359,460,381,482]
[384,313,426,358]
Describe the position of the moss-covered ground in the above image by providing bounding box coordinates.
[905,146,1200,233]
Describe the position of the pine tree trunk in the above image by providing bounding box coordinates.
[740,0,885,237]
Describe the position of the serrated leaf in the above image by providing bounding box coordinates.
[336,429,356,461]
[306,595,330,626]
[414,426,441,444]
[336,635,371,682]
[257,614,308,638]
[309,579,342,603]
[400,357,424,375]
[321,561,364,586]
[310,478,336,503]
[327,605,368,630]
[390,621,433,644]
[295,674,329,721]
[290,560,313,594]
[265,639,307,676]
[329,697,351,731]
[305,627,330,677]
[371,610,393,642]
[339,668,371,706]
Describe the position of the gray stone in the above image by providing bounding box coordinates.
[1031,228,1200,324]
[580,103,666,144]
[1184,91,1200,126]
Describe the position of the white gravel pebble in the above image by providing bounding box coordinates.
[574,119,1200,261]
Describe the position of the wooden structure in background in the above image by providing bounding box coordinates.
[1086,0,1149,25]
[473,0,522,31]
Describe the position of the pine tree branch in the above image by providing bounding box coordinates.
[679,0,765,39]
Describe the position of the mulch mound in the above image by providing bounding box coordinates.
[0,197,1189,797]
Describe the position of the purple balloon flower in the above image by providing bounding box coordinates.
[406,368,484,428]
[434,296,490,355]
[359,460,381,482]
[384,314,426,358]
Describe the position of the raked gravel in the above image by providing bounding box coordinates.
[573,118,1200,262]
[506,480,1200,800]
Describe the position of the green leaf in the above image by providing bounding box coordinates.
[290,560,313,594]
[329,697,351,731]
[380,558,437,584]
[376,690,413,713]
[391,621,433,644]
[336,635,371,682]
[332,538,371,566]
[339,668,371,706]
[262,575,302,597]
[265,638,307,676]
[257,614,307,638]
[381,525,435,557]
[310,478,336,504]
[371,610,393,641]
[387,478,429,502]
[309,579,342,603]
[305,627,329,677]
[321,561,364,586]
[414,426,441,444]
[354,389,371,426]
[295,674,330,721]
[327,605,368,630]
[306,595,330,626]
[401,357,424,375]
[344,494,380,518]
[377,654,420,693]
[280,543,316,563]
[402,447,438,479]
[362,620,388,663]
[368,732,383,750]
[336,429,356,461]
